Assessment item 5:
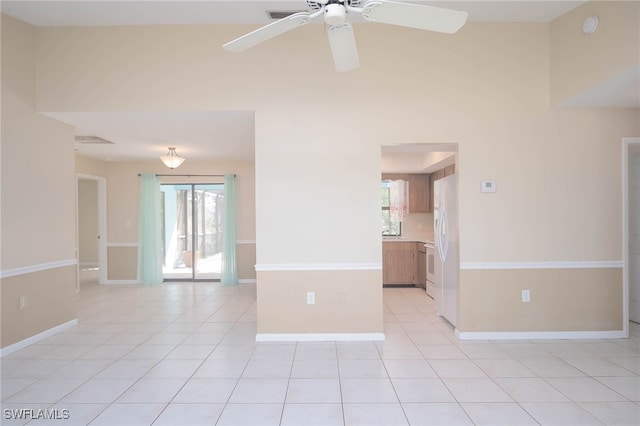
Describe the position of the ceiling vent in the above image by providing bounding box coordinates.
[268,2,362,19]
[267,10,306,20]
[75,135,114,144]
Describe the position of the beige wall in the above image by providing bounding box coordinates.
[27,15,640,335]
[257,270,383,334]
[551,1,640,105]
[76,154,108,177]
[78,179,98,265]
[2,15,76,269]
[1,267,77,347]
[107,246,137,281]
[459,268,623,332]
[1,14,77,348]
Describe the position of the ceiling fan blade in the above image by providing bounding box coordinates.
[362,1,468,34]
[223,12,312,52]
[328,23,360,72]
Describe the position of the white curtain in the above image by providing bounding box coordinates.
[388,179,408,223]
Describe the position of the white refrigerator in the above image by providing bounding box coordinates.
[433,174,458,326]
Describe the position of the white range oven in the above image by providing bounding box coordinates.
[425,240,440,300]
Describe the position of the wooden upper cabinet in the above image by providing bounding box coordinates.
[429,174,435,213]
[408,174,430,213]
[444,164,455,177]
[381,173,410,181]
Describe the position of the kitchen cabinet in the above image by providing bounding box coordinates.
[383,241,427,286]
[408,174,430,213]
[382,173,430,213]
[444,164,455,177]
[383,241,416,285]
[433,169,446,181]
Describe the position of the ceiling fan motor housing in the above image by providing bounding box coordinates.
[324,3,347,26]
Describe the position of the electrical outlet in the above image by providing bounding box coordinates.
[522,289,531,303]
[19,296,28,310]
[307,292,315,305]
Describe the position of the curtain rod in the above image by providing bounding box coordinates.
[137,174,235,177]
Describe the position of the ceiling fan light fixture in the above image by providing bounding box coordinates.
[582,16,599,34]
[324,3,346,26]
[160,147,185,169]
[223,0,469,72]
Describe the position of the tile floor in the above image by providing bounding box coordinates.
[1,277,639,425]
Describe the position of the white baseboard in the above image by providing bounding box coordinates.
[0,319,78,357]
[256,333,385,342]
[238,279,257,284]
[455,329,626,341]
[460,260,623,270]
[103,280,140,285]
[255,263,382,272]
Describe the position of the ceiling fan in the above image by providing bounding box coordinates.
[223,0,468,72]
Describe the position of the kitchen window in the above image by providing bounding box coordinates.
[381,182,402,236]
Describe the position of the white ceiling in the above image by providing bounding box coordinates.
[382,144,457,173]
[44,111,255,162]
[5,0,635,164]
[1,1,588,26]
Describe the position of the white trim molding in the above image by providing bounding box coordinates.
[106,242,138,247]
[236,240,256,245]
[460,261,623,270]
[238,279,257,284]
[255,263,383,272]
[0,259,78,279]
[622,137,640,338]
[103,280,140,285]
[455,329,625,341]
[0,319,78,357]
[256,333,385,342]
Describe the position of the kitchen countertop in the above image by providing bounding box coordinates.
[382,234,433,244]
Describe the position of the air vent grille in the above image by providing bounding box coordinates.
[271,2,363,18]
[75,136,114,145]
[267,10,306,19]
[305,1,362,12]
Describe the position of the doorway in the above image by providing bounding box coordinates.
[76,174,107,289]
[625,137,640,327]
[161,183,225,281]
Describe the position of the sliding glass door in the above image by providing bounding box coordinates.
[161,184,225,281]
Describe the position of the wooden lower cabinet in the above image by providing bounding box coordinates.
[383,241,419,285]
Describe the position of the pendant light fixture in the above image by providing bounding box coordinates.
[159,147,185,169]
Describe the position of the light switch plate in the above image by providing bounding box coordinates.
[307,292,315,305]
[481,181,496,193]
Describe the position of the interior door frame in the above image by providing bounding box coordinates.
[622,137,640,336]
[76,173,108,289]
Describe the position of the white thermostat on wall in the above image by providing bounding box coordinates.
[481,180,496,193]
